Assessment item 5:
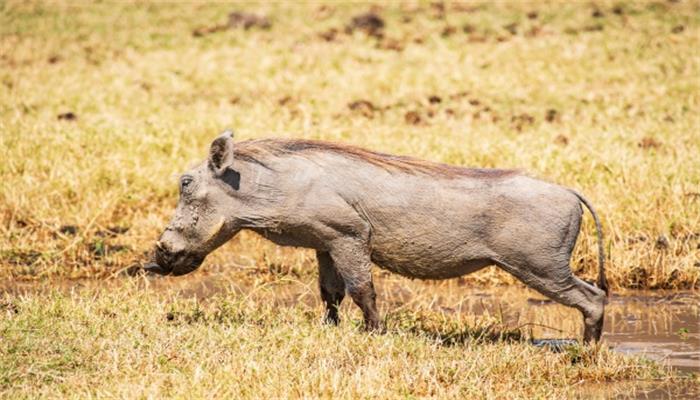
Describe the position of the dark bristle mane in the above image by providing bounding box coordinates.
[234,138,518,179]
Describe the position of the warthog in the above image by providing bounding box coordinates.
[147,131,608,342]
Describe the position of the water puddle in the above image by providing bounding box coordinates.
[426,287,699,374]
[575,380,700,399]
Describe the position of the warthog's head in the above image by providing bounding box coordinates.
[145,131,242,276]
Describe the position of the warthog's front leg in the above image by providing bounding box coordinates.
[328,239,383,332]
[347,278,382,332]
[317,250,345,325]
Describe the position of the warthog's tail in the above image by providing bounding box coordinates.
[569,190,608,296]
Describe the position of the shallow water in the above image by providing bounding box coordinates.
[575,380,700,400]
[2,272,698,398]
[437,287,699,374]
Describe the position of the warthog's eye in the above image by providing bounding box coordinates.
[180,176,193,193]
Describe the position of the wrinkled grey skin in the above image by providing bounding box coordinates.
[149,131,608,342]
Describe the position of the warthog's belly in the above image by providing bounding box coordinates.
[370,251,494,280]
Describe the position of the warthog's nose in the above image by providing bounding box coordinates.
[155,242,183,261]
[155,240,181,256]
[146,228,203,276]
[157,229,186,254]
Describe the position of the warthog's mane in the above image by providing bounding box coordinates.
[234,138,518,179]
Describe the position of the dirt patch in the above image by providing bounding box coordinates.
[277,96,294,107]
[638,137,662,149]
[59,225,78,235]
[404,111,422,125]
[228,12,271,30]
[57,112,77,121]
[441,25,457,38]
[545,108,559,122]
[192,25,227,37]
[583,24,604,33]
[318,28,339,42]
[672,25,685,34]
[313,5,335,21]
[428,95,442,104]
[467,34,487,43]
[504,23,518,35]
[511,113,535,131]
[554,134,569,146]
[429,2,446,19]
[193,11,271,37]
[348,100,379,118]
[318,11,393,47]
[377,37,404,51]
[346,12,385,38]
[525,26,543,38]
[462,24,476,34]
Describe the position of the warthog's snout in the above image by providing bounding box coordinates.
[144,237,205,276]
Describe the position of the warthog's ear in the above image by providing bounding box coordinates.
[208,130,235,176]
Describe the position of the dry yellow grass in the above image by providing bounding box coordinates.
[3,3,700,397]
[1,1,699,291]
[1,277,692,399]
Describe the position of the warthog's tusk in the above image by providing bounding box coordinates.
[206,217,225,243]
[155,240,165,250]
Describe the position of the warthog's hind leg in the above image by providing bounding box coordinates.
[497,260,606,343]
[317,250,345,325]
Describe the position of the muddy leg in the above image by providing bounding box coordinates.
[329,241,383,332]
[348,279,382,331]
[498,261,606,343]
[317,250,345,325]
[581,280,606,343]
[565,277,606,343]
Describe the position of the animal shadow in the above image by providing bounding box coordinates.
[385,310,524,346]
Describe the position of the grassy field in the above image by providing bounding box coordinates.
[0,2,699,395]
[2,276,694,399]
